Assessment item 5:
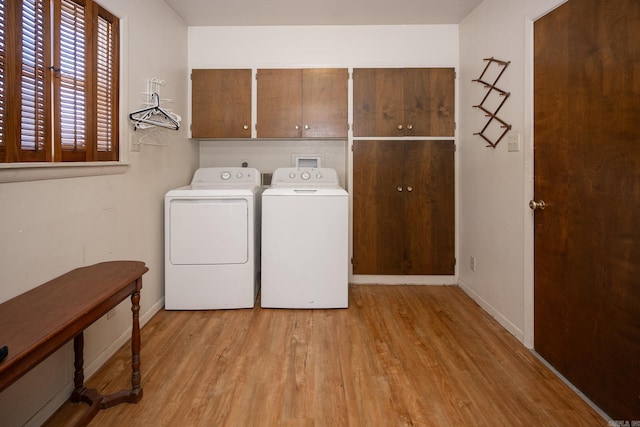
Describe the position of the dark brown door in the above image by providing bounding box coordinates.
[257,68,347,138]
[353,68,404,137]
[403,68,455,137]
[404,140,455,274]
[534,0,640,420]
[353,140,455,275]
[353,68,455,137]
[301,68,348,138]
[257,69,303,138]
[191,69,252,138]
[353,140,405,274]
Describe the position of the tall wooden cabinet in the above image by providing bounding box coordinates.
[353,68,455,137]
[352,67,456,276]
[191,69,252,138]
[353,140,455,275]
[256,68,348,138]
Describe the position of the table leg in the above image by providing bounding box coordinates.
[130,285,143,397]
[69,282,144,423]
[72,332,86,396]
[70,332,103,425]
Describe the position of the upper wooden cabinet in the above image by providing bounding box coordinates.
[353,68,455,137]
[191,69,252,139]
[257,68,348,138]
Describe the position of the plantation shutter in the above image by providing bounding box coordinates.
[0,0,52,162]
[0,0,118,164]
[22,0,50,161]
[55,0,88,161]
[94,6,118,160]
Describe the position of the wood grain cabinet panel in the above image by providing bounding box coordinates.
[191,69,252,139]
[353,68,455,137]
[353,140,455,275]
[257,68,348,138]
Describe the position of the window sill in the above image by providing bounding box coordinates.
[0,162,130,183]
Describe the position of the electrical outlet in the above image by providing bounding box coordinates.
[470,256,477,272]
[107,309,116,319]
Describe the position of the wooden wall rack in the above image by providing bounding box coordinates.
[472,57,512,148]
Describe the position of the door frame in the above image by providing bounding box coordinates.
[523,0,568,348]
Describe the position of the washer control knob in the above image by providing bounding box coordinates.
[236,172,243,178]
[221,172,231,180]
[301,171,311,180]
[316,173,323,179]
[289,172,296,179]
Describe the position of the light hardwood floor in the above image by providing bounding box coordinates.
[45,285,606,426]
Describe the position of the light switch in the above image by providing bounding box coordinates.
[507,133,520,152]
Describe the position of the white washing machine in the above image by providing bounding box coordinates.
[261,167,348,309]
[164,167,262,310]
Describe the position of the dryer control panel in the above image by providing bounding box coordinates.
[191,167,261,187]
[271,167,340,187]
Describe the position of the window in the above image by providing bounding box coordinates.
[0,0,119,163]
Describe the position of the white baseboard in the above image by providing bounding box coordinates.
[350,275,457,285]
[457,278,525,344]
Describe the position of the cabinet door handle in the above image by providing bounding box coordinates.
[295,125,300,130]
[407,186,413,192]
[397,124,403,130]
[243,125,249,130]
[406,124,413,130]
[304,124,310,130]
[397,186,403,192]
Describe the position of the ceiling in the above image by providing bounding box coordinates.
[162,0,483,27]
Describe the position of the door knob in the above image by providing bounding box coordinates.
[529,200,546,211]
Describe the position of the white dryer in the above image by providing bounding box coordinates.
[261,167,348,309]
[164,167,262,310]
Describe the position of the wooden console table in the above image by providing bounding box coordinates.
[0,260,149,425]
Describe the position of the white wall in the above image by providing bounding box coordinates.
[189,25,459,68]
[0,1,197,425]
[200,139,349,188]
[458,0,566,345]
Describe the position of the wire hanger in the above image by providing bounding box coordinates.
[129,93,180,131]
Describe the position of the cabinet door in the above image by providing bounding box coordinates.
[353,140,455,275]
[403,140,455,274]
[257,69,303,138]
[191,69,252,138]
[353,140,405,274]
[353,68,404,137]
[301,68,348,138]
[353,68,456,137]
[404,69,455,137]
